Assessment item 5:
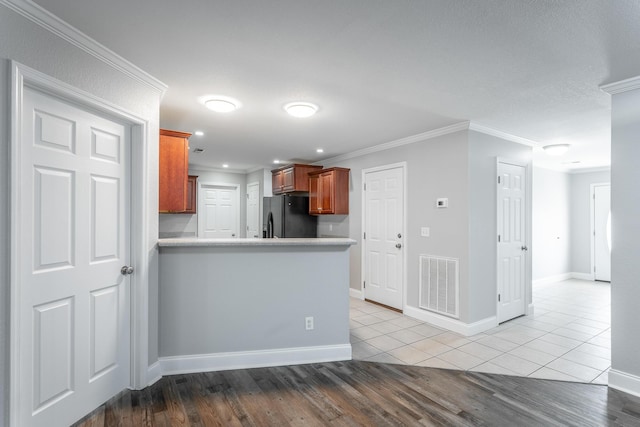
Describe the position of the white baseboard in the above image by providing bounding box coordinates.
[403,306,497,336]
[146,361,162,387]
[349,288,364,299]
[608,369,640,398]
[571,272,595,281]
[527,303,535,316]
[159,344,352,376]
[532,272,595,285]
[532,273,572,286]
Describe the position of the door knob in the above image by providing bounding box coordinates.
[120,266,134,275]
[396,243,402,249]
[521,245,528,251]
[397,233,402,238]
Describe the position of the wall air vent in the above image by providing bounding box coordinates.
[193,148,205,154]
[419,255,459,319]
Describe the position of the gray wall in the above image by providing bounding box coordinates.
[319,131,470,315]
[610,87,640,381]
[319,130,532,324]
[532,167,571,280]
[159,245,350,356]
[467,131,533,322]
[570,170,611,275]
[0,5,162,419]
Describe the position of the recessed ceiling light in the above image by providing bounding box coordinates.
[284,102,318,118]
[273,159,281,164]
[194,131,204,136]
[316,148,324,153]
[543,144,570,156]
[222,164,229,168]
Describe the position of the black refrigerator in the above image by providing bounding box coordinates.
[263,195,317,238]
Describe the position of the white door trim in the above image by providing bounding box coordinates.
[246,181,260,238]
[591,182,611,281]
[360,162,408,309]
[496,157,532,321]
[10,61,151,424]
[197,182,241,238]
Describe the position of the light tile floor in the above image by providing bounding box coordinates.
[350,279,611,384]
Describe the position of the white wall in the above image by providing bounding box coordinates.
[532,167,571,281]
[570,170,610,276]
[609,84,640,394]
[158,169,248,237]
[0,5,162,420]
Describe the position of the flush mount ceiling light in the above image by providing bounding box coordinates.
[543,144,571,156]
[284,102,318,118]
[316,148,324,153]
[194,130,204,136]
[200,95,241,113]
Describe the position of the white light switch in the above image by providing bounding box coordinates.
[436,198,449,208]
[421,227,430,237]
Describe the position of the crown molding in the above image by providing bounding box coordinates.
[0,0,168,97]
[317,121,470,165]
[189,165,247,175]
[600,75,640,95]
[468,122,537,146]
[568,166,611,175]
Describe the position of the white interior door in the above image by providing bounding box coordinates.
[199,184,239,238]
[246,182,260,238]
[16,86,131,426]
[594,184,611,282]
[497,161,527,323]
[363,165,404,310]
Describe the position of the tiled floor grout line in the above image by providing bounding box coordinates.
[350,279,611,384]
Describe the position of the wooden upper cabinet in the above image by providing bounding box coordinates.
[308,167,350,215]
[271,164,322,194]
[159,129,191,213]
[183,175,198,214]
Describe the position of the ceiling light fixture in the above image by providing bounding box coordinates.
[284,102,318,118]
[222,164,229,168]
[273,159,281,164]
[316,148,324,153]
[194,131,204,136]
[543,144,570,156]
[200,95,241,113]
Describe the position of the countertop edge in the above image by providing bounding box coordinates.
[157,237,358,247]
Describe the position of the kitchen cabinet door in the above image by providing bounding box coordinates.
[309,167,350,215]
[159,129,191,212]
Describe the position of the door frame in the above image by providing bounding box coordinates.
[360,162,407,309]
[9,62,152,424]
[246,181,260,238]
[197,182,241,238]
[496,157,532,322]
[590,182,611,281]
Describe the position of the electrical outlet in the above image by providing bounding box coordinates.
[305,316,314,330]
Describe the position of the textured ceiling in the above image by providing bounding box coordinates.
[31,0,640,172]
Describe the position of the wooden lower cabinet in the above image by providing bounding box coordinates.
[309,167,350,215]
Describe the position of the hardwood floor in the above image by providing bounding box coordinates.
[73,361,640,426]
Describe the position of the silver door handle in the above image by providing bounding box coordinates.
[521,246,528,251]
[396,243,402,249]
[121,266,134,275]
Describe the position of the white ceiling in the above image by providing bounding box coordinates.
[32,0,640,172]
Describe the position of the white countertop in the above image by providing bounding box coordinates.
[157,237,357,247]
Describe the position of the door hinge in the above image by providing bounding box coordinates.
[246,193,250,199]
[363,281,366,288]
[498,235,501,243]
[498,294,501,302]
[363,232,366,240]
[364,183,366,191]
[498,176,501,184]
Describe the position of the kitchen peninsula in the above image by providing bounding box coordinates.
[157,237,356,374]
